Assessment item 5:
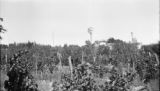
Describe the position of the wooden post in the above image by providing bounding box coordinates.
[57,52,62,81]
[33,54,38,76]
[57,52,62,71]
[68,56,73,80]
[93,56,96,63]
[41,71,43,80]
[5,48,7,71]
[154,53,159,65]
[82,51,84,64]
[36,55,38,76]
[132,61,136,73]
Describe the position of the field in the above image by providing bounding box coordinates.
[1,71,159,91]
[0,39,159,91]
[31,69,160,91]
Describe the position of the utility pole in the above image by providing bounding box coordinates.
[52,32,54,46]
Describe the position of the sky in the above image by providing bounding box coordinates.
[0,0,159,46]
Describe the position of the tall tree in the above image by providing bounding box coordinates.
[0,18,7,40]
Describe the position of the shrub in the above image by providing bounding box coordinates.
[4,50,39,91]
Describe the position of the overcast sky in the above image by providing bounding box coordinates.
[0,0,159,46]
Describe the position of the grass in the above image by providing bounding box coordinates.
[150,79,159,91]
[32,68,70,91]
[36,80,53,91]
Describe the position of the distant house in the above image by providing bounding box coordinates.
[94,41,114,50]
[106,43,114,50]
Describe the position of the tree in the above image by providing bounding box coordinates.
[107,37,123,43]
[4,50,39,91]
[0,18,7,40]
[135,46,159,83]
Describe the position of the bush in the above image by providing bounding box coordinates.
[4,50,39,91]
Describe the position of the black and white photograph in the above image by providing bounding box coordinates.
[0,0,159,91]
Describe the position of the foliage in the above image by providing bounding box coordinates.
[141,41,160,57]
[135,48,159,83]
[59,63,96,91]
[51,62,141,91]
[1,38,159,91]
[0,18,7,39]
[107,37,124,43]
[4,50,39,91]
